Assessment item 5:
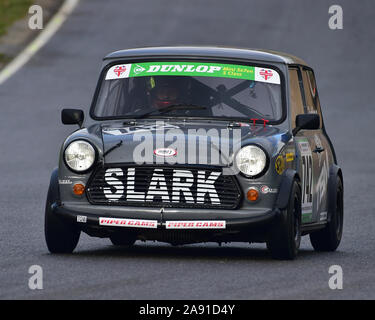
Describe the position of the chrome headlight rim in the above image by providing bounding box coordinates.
[235,144,269,179]
[63,139,97,174]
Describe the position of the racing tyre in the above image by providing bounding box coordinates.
[45,174,80,253]
[310,176,343,251]
[267,181,302,260]
[110,233,137,246]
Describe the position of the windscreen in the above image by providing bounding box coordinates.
[93,61,283,121]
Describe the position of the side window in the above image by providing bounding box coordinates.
[288,68,305,129]
[302,68,322,127]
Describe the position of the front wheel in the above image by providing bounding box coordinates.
[310,176,343,251]
[44,172,80,253]
[267,180,302,260]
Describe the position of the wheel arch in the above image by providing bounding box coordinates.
[327,164,343,222]
[275,169,301,210]
[48,167,60,204]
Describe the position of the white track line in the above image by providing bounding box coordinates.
[0,0,80,86]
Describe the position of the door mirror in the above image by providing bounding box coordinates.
[61,109,84,128]
[293,114,320,136]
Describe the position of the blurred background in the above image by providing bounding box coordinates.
[0,0,374,299]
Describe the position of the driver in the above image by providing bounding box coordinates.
[148,76,190,109]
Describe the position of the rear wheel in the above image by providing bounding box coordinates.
[44,174,80,253]
[267,180,302,260]
[310,176,343,251]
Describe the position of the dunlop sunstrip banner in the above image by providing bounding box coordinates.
[105,62,280,84]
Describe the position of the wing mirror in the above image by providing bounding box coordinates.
[293,113,320,136]
[61,109,84,128]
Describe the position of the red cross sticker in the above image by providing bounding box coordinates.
[113,65,127,77]
[259,69,273,81]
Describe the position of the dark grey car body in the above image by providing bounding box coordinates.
[46,47,343,256]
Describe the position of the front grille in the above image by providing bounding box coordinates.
[86,166,241,209]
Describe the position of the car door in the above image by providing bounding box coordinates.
[289,66,320,224]
[300,67,333,223]
[301,68,333,223]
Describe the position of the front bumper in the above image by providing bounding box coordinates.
[52,202,280,232]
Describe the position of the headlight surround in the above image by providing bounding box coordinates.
[64,140,96,173]
[235,145,268,178]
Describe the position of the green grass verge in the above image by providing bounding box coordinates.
[0,53,11,63]
[0,0,33,37]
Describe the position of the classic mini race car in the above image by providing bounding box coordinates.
[45,46,344,259]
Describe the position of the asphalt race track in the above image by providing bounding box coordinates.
[0,0,374,299]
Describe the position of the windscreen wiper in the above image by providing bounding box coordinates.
[103,140,123,157]
[133,104,207,119]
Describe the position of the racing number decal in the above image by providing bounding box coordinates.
[301,154,313,204]
[298,139,313,222]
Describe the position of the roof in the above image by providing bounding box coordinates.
[103,46,308,66]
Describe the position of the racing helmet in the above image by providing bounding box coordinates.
[147,76,191,108]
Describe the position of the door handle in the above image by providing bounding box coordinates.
[313,146,325,153]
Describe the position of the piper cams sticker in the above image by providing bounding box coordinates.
[99,217,158,228]
[166,220,226,229]
[105,62,281,84]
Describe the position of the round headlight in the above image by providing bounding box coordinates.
[64,140,95,172]
[235,145,267,177]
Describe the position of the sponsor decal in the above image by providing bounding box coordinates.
[275,155,285,175]
[286,152,294,162]
[103,168,222,205]
[105,62,281,84]
[166,220,226,229]
[99,217,158,229]
[133,64,146,74]
[76,215,87,223]
[297,138,313,220]
[154,148,177,157]
[260,185,278,194]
